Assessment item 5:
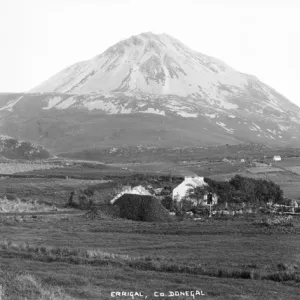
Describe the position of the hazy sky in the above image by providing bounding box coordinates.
[0,0,299,105]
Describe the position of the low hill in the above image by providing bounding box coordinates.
[0,135,50,160]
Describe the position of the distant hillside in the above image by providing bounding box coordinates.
[58,143,300,163]
[0,135,50,160]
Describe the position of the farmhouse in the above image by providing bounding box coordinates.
[273,155,282,161]
[172,176,218,206]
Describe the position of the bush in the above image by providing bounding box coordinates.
[254,215,294,227]
[179,199,196,212]
[203,175,284,205]
[66,190,95,209]
[161,196,175,210]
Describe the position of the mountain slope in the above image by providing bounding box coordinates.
[0,32,300,152]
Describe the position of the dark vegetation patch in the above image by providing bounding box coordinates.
[203,174,284,205]
[0,137,50,160]
[113,194,173,223]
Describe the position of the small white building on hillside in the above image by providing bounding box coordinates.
[273,155,282,161]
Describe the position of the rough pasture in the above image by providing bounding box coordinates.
[0,162,63,174]
[247,167,285,173]
[1,217,300,300]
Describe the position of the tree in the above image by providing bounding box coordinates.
[188,185,209,203]
[204,175,284,206]
[161,196,175,210]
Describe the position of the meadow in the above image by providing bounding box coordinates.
[0,162,63,175]
[1,154,300,299]
[0,177,110,207]
[1,215,300,300]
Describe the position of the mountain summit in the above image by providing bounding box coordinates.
[29,32,300,117]
[1,32,300,152]
[31,31,240,97]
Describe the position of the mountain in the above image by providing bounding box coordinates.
[0,135,50,160]
[0,32,300,154]
[31,32,245,96]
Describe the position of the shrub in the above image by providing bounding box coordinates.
[254,215,294,227]
[66,190,95,210]
[204,175,284,205]
[161,196,175,210]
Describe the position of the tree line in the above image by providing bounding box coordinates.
[202,175,284,205]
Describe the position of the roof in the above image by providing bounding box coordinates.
[172,176,208,202]
[110,185,152,204]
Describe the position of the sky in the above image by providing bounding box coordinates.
[0,0,299,105]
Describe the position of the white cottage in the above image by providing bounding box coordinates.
[273,155,282,161]
[172,176,218,206]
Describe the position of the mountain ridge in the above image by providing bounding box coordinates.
[0,32,299,151]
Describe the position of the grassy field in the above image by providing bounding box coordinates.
[1,216,300,299]
[1,158,300,299]
[0,177,110,207]
[0,162,63,174]
[272,158,300,168]
[247,167,285,174]
[285,166,300,176]
[15,158,245,179]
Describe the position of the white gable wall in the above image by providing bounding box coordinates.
[172,176,208,202]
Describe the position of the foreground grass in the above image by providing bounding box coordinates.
[1,239,300,284]
[0,264,74,300]
[3,257,300,300]
[1,216,300,299]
